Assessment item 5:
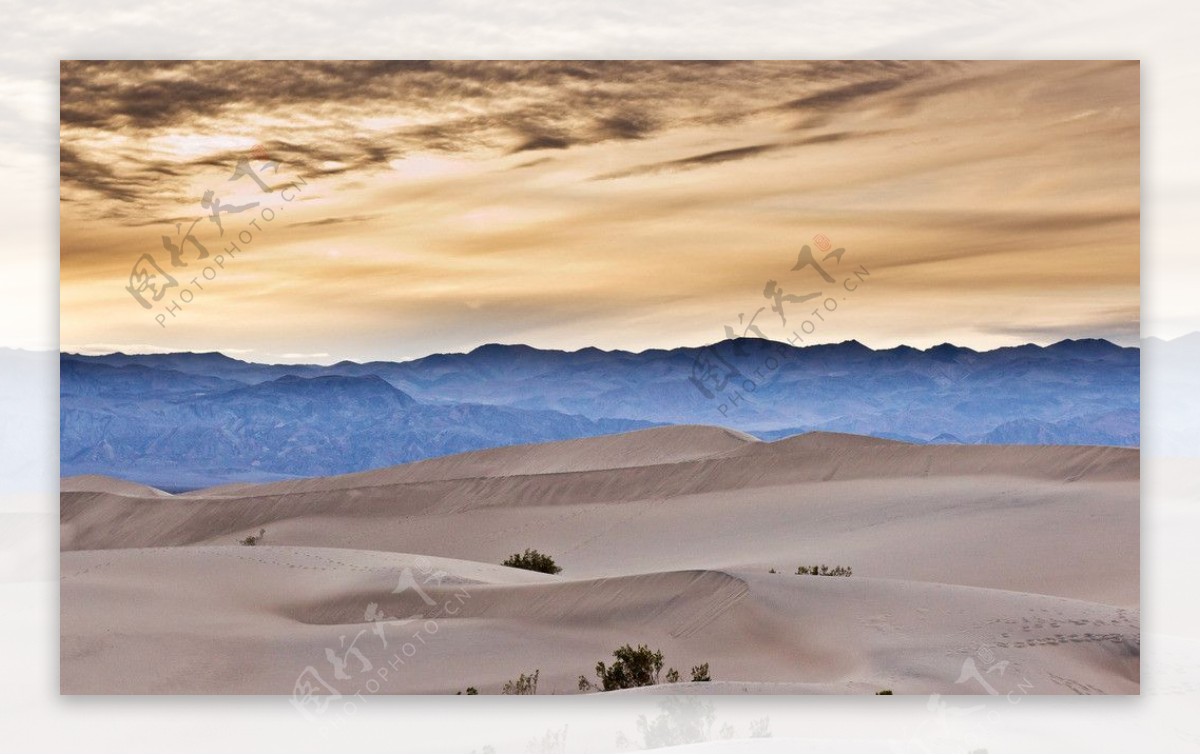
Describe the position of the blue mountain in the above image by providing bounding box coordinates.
[61,337,1139,488]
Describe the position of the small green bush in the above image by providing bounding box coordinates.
[578,644,712,691]
[582,644,663,690]
[876,689,893,695]
[502,548,563,574]
[455,686,479,695]
[502,669,539,695]
[238,528,265,546]
[796,564,852,576]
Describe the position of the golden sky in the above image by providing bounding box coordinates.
[60,60,1139,363]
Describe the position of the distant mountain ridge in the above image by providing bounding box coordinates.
[61,360,654,489]
[61,337,1139,487]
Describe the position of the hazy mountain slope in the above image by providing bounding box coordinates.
[61,337,1139,485]
[60,367,653,489]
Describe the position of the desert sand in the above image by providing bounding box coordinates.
[60,426,1139,695]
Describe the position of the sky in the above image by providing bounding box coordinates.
[59,60,1140,364]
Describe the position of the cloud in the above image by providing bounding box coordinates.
[287,214,378,228]
[593,143,781,180]
[59,60,1140,359]
[59,60,939,213]
[590,130,875,180]
[978,307,1141,346]
[510,133,575,153]
[781,77,907,110]
[59,144,139,203]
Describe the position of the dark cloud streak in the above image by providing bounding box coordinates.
[60,60,939,212]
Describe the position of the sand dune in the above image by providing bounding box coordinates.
[60,426,1139,694]
[176,424,759,498]
[61,546,1138,695]
[59,474,169,497]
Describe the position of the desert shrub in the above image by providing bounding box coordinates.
[238,528,266,546]
[502,669,540,695]
[502,548,562,574]
[456,686,479,695]
[578,644,713,691]
[768,567,777,574]
[578,644,663,691]
[796,564,852,576]
[876,689,893,695]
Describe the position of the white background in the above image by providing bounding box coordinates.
[2,0,1198,751]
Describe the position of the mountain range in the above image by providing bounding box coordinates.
[60,337,1139,488]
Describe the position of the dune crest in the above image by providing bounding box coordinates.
[196,424,759,498]
[62,546,1138,695]
[60,474,170,497]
